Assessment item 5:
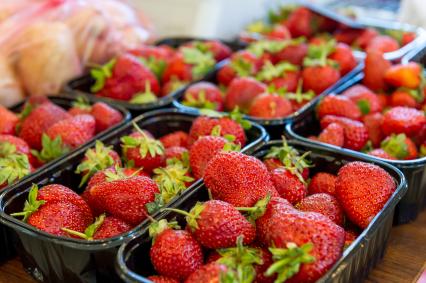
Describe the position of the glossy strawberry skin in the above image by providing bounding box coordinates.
[189,136,227,179]
[203,40,232,62]
[268,71,300,93]
[160,131,190,149]
[389,90,417,108]
[296,193,344,226]
[317,95,361,121]
[384,62,422,89]
[183,82,224,111]
[0,106,18,135]
[328,43,357,75]
[150,229,203,281]
[367,35,400,54]
[381,107,426,137]
[342,84,382,115]
[162,52,194,83]
[248,93,293,119]
[217,50,261,86]
[302,66,341,95]
[362,50,391,92]
[336,162,396,228]
[93,216,132,239]
[90,102,123,133]
[368,149,396,160]
[308,172,336,196]
[285,7,316,38]
[184,263,228,283]
[270,167,307,204]
[362,112,384,148]
[318,122,344,147]
[224,77,267,112]
[0,135,32,160]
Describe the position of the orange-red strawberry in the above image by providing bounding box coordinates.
[224,77,267,112]
[366,35,399,53]
[296,193,344,226]
[0,106,18,135]
[389,89,420,108]
[90,102,123,133]
[184,263,228,283]
[204,151,278,207]
[148,275,179,283]
[320,115,369,150]
[270,167,307,204]
[308,172,336,196]
[381,133,418,160]
[362,112,384,147]
[150,220,203,281]
[182,82,224,111]
[384,62,422,89]
[328,43,357,75]
[367,148,397,160]
[317,95,361,120]
[318,122,344,147]
[336,161,396,228]
[363,50,392,92]
[381,106,426,137]
[354,28,379,49]
[248,93,293,119]
[402,32,416,45]
[342,84,382,115]
[160,131,190,149]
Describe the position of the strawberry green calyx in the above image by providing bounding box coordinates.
[303,40,337,68]
[0,154,31,187]
[236,194,271,224]
[357,100,371,115]
[148,219,180,243]
[229,107,252,130]
[165,77,188,95]
[182,90,218,110]
[266,242,316,282]
[181,47,216,80]
[90,58,117,93]
[104,165,135,182]
[399,87,424,103]
[381,134,408,159]
[361,140,374,154]
[230,57,254,78]
[268,5,297,24]
[15,103,34,134]
[130,81,158,104]
[0,142,17,157]
[62,214,106,240]
[248,38,305,57]
[210,125,241,152]
[121,122,165,158]
[32,134,70,163]
[256,61,299,82]
[145,193,165,215]
[76,141,118,187]
[139,56,167,80]
[163,204,204,232]
[286,80,315,104]
[71,96,92,112]
[10,184,45,222]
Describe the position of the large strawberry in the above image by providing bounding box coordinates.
[90,102,123,133]
[317,95,361,120]
[363,50,391,92]
[384,62,422,89]
[342,84,382,115]
[308,172,336,196]
[224,77,267,112]
[204,151,278,207]
[381,106,426,137]
[296,193,344,226]
[248,93,293,119]
[0,106,18,135]
[182,82,224,111]
[285,7,318,38]
[335,161,396,228]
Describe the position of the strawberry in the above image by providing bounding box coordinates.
[384,62,422,89]
[342,84,382,115]
[256,61,300,92]
[68,97,92,116]
[363,50,392,92]
[308,172,336,196]
[252,246,275,283]
[333,28,361,45]
[184,263,228,283]
[381,107,426,137]
[217,50,261,86]
[270,167,307,204]
[285,7,317,38]
[161,78,188,97]
[121,125,165,174]
[149,220,203,280]
[197,40,232,62]
[377,93,390,109]
[0,106,18,135]
[368,149,397,160]
[224,77,267,112]
[353,28,379,49]
[159,131,190,149]
[273,42,309,66]
[0,154,32,189]
[336,161,396,228]
[389,89,420,108]
[402,32,416,45]
[148,276,179,283]
[317,95,361,120]
[90,102,123,133]
[318,122,344,147]
[182,82,224,111]
[366,35,400,53]
[328,43,357,75]
[165,146,188,161]
[362,112,384,147]
[381,133,418,160]
[320,115,369,150]
[296,193,344,226]
[204,151,278,207]
[89,175,159,225]
[263,158,283,172]
[344,229,359,248]
[248,93,293,119]
[265,24,292,40]
[129,45,172,80]
[0,135,32,160]
[19,102,71,150]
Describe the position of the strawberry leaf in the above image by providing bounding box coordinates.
[139,56,167,80]
[10,184,45,222]
[71,96,92,111]
[90,58,116,93]
[0,154,31,186]
[381,134,408,159]
[181,47,216,80]
[32,134,70,163]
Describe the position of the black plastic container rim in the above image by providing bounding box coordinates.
[173,61,364,127]
[2,94,131,194]
[115,139,408,283]
[0,108,268,250]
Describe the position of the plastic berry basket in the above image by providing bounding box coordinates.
[0,108,267,283]
[285,72,426,224]
[64,37,244,114]
[115,139,407,283]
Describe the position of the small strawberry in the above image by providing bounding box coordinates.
[270,167,307,204]
[336,161,396,228]
[68,96,92,116]
[0,106,18,135]
[368,149,397,160]
[342,84,382,115]
[90,102,123,133]
[381,106,426,137]
[389,89,421,108]
[160,131,190,149]
[317,95,361,121]
[328,42,357,75]
[128,45,173,77]
[363,50,392,92]
[296,193,344,226]
[333,28,361,46]
[308,172,336,196]
[362,112,384,147]
[182,82,224,111]
[381,133,418,160]
[318,122,344,147]
[149,220,203,280]
[148,275,179,283]
[384,62,422,89]
[248,93,293,119]
[182,40,231,62]
[224,77,267,112]
[184,263,228,283]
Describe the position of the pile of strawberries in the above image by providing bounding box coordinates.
[0,97,123,189]
[11,114,251,240]
[240,5,415,54]
[142,140,396,283]
[90,40,231,104]
[309,51,426,161]
[181,37,357,119]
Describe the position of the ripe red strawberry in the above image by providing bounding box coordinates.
[363,50,391,92]
[90,102,123,133]
[184,263,228,283]
[148,276,179,283]
[317,95,361,120]
[0,106,18,135]
[308,172,336,196]
[384,62,422,89]
[121,128,165,174]
[256,61,300,92]
[165,146,188,161]
[265,24,291,40]
[204,151,278,207]
[368,149,397,160]
[302,65,340,95]
[285,7,317,37]
[320,115,369,150]
[367,35,400,53]
[150,220,203,280]
[263,158,283,172]
[381,107,426,137]
[328,43,357,75]
[0,134,32,159]
[160,131,190,149]
[224,77,267,112]
[270,167,307,204]
[252,246,275,283]
[273,43,309,66]
[354,28,379,49]
[362,112,384,147]
[336,161,396,228]
[68,97,92,116]
[333,28,361,45]
[342,84,382,115]
[389,89,419,108]
[197,40,232,62]
[381,134,418,160]
[19,102,71,150]
[318,122,344,147]
[189,116,247,146]
[217,50,261,86]
[377,93,390,109]
[296,193,344,226]
[182,82,224,111]
[248,93,293,119]
[89,175,159,225]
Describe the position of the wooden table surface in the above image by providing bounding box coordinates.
[1,211,425,283]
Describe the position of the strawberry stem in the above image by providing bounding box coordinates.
[10,184,45,222]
